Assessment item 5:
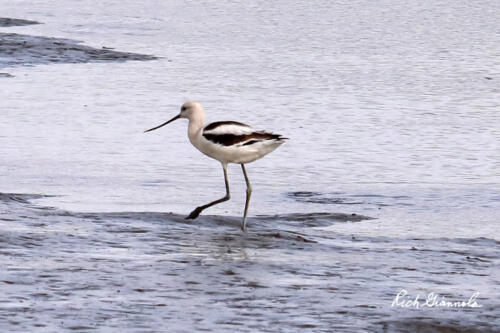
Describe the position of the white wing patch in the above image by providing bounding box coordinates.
[203,122,253,136]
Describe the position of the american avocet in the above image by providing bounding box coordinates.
[145,101,287,231]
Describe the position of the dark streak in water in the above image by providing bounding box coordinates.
[0,18,41,27]
[286,191,417,209]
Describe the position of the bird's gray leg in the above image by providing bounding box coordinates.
[186,163,230,220]
[241,164,252,231]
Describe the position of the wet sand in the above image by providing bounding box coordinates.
[1,193,497,332]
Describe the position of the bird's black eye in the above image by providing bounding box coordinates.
[181,106,187,112]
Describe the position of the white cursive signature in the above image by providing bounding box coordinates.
[391,289,482,309]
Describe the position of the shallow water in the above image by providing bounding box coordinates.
[1,0,499,331]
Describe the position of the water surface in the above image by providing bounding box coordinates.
[1,0,499,331]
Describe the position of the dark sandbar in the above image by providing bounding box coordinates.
[0,18,157,72]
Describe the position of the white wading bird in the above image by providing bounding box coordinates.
[145,101,287,231]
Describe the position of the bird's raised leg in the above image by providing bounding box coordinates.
[186,163,230,220]
[241,164,252,231]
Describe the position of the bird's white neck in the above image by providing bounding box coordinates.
[187,112,205,146]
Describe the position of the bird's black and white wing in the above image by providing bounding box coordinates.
[202,121,287,147]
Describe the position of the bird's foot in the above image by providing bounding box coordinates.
[186,207,202,220]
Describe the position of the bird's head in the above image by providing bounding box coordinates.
[179,101,203,119]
